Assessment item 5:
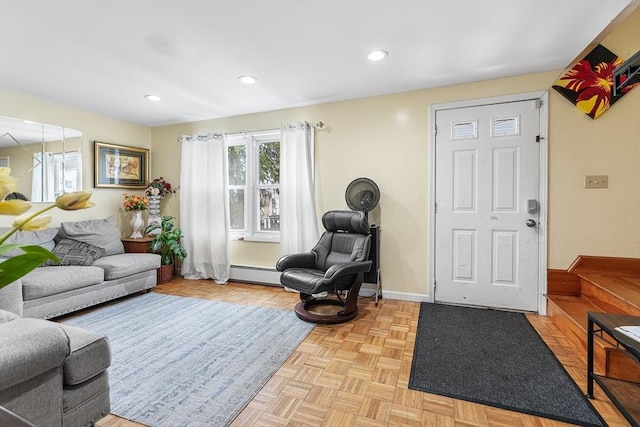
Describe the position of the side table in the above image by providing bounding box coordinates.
[121,236,154,253]
[587,311,640,427]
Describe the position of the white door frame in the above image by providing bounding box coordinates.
[428,91,549,314]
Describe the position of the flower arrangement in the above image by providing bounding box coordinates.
[0,167,94,289]
[145,177,176,198]
[123,193,148,211]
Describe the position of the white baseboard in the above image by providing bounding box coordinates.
[229,267,429,303]
[229,266,281,286]
[379,290,429,302]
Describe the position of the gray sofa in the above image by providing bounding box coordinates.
[0,216,161,319]
[0,216,162,426]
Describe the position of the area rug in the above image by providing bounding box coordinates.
[63,293,315,426]
[408,303,606,426]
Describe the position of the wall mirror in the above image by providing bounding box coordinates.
[0,115,83,202]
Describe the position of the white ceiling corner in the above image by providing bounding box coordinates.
[0,0,635,127]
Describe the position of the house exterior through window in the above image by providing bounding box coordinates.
[227,130,280,241]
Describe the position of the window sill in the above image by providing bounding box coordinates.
[232,235,280,243]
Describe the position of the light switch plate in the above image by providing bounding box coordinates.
[585,175,608,188]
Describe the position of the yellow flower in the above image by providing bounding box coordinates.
[0,199,31,215]
[0,170,95,289]
[56,191,94,210]
[0,167,19,200]
[12,213,52,231]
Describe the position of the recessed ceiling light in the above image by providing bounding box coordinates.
[368,50,388,61]
[145,94,161,102]
[238,75,257,85]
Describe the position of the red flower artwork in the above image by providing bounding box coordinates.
[553,44,636,119]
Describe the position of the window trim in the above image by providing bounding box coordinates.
[227,129,281,242]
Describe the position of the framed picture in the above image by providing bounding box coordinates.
[94,141,149,189]
[552,44,634,119]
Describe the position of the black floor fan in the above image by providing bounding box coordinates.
[345,178,382,304]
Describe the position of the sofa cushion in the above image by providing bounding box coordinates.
[48,239,106,266]
[0,308,19,323]
[92,253,161,280]
[22,266,105,301]
[57,216,124,256]
[0,227,58,258]
[57,324,111,386]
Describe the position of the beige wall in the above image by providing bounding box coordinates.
[152,8,639,297]
[548,9,640,267]
[1,9,638,298]
[0,91,151,230]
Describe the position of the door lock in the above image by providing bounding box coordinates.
[526,219,537,228]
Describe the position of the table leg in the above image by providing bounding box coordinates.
[587,317,594,398]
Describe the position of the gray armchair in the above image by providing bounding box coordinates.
[276,210,372,324]
[0,309,111,427]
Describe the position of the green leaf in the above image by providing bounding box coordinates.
[0,247,59,289]
[0,243,25,256]
[144,224,160,234]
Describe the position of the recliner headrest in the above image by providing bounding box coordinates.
[322,210,370,234]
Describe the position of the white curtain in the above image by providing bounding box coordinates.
[280,122,319,255]
[31,152,54,202]
[179,134,230,283]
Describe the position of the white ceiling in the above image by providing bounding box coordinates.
[0,0,635,128]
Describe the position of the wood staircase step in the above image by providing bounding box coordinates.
[548,295,640,381]
[580,274,640,316]
[547,294,608,372]
[548,256,640,385]
[606,348,640,383]
[568,256,640,278]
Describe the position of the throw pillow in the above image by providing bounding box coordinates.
[0,227,58,258]
[57,216,124,256]
[47,239,106,266]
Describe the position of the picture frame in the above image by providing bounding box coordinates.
[94,141,149,189]
[552,44,633,119]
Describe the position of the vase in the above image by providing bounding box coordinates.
[147,195,162,235]
[129,211,144,239]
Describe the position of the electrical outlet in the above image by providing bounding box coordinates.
[584,175,608,188]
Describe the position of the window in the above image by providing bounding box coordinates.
[32,151,82,200]
[227,130,280,241]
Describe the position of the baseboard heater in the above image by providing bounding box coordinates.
[229,265,281,286]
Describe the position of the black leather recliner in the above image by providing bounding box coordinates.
[276,210,372,324]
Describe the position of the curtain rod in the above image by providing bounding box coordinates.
[176,121,325,143]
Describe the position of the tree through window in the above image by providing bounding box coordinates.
[227,130,280,240]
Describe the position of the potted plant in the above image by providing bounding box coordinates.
[144,216,187,283]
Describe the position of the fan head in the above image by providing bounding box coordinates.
[345,178,380,213]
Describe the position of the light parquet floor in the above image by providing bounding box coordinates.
[96,279,629,427]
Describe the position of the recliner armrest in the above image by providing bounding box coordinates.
[324,260,372,281]
[0,319,70,390]
[276,252,316,271]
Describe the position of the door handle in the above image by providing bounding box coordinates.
[526,219,537,228]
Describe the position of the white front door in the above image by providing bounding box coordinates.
[434,98,542,312]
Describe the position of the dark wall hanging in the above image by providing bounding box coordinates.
[553,44,638,119]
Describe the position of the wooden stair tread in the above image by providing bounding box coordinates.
[547,294,607,331]
[547,257,640,390]
[569,256,640,278]
[579,274,640,311]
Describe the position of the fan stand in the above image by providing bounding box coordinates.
[293,275,364,324]
[344,177,382,307]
